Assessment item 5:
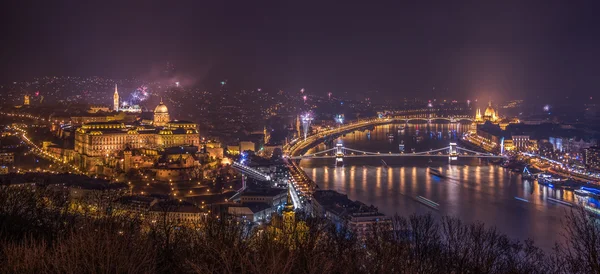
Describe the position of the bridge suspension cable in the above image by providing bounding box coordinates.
[288,139,506,160]
[303,147,338,156]
[413,146,450,155]
[343,147,380,155]
[456,147,494,156]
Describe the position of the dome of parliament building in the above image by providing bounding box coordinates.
[484,104,496,118]
[475,101,499,123]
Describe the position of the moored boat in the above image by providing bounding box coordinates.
[575,187,600,199]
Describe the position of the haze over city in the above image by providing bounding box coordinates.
[2,1,599,102]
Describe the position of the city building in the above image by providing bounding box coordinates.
[511,135,531,152]
[475,101,499,123]
[585,147,600,171]
[311,190,388,238]
[239,188,287,206]
[118,195,159,213]
[118,104,143,113]
[24,95,30,106]
[228,203,274,223]
[226,145,240,155]
[73,100,200,170]
[263,144,283,158]
[202,140,224,160]
[69,112,138,126]
[239,141,256,152]
[474,122,505,152]
[0,152,14,165]
[88,105,111,113]
[550,136,596,153]
[148,200,205,224]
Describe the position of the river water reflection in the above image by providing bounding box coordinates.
[300,123,574,251]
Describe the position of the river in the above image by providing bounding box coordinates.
[300,123,579,251]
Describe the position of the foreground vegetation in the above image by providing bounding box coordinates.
[1,186,599,274]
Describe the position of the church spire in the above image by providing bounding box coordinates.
[113,84,119,112]
[284,186,294,212]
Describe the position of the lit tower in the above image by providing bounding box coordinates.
[449,142,458,160]
[24,95,30,106]
[475,108,482,122]
[263,126,270,144]
[335,142,344,164]
[283,187,295,231]
[113,84,119,112]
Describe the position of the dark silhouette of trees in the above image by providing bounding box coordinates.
[1,185,599,273]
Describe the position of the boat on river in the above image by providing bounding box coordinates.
[537,174,580,190]
[575,187,600,199]
[429,168,445,178]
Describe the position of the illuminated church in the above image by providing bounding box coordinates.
[475,101,499,123]
[268,188,309,248]
[74,99,199,170]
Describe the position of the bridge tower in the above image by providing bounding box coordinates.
[335,142,344,165]
[449,142,458,160]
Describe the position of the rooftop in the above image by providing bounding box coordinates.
[241,188,286,197]
[150,200,202,213]
[235,202,272,213]
[313,190,383,218]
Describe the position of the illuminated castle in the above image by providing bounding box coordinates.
[475,101,499,123]
[74,99,199,170]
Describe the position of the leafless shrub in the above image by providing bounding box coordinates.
[2,185,600,274]
[554,207,600,273]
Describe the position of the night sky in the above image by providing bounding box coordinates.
[2,1,599,102]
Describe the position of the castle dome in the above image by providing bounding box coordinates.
[154,99,168,114]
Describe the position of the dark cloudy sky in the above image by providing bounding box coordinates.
[1,1,599,101]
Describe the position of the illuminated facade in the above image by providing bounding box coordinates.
[24,95,30,106]
[153,99,170,126]
[113,84,119,112]
[0,152,14,165]
[119,104,142,113]
[511,135,531,152]
[74,101,199,169]
[475,101,499,123]
[269,188,308,247]
[585,147,600,171]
